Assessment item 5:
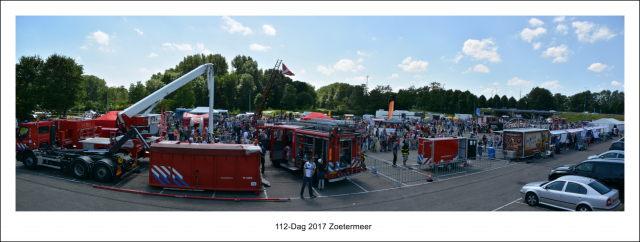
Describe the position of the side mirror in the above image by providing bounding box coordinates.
[599,156,604,159]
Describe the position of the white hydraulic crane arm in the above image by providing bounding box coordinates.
[119,63,214,123]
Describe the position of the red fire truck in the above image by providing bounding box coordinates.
[417,136,477,170]
[269,119,363,182]
[476,115,498,125]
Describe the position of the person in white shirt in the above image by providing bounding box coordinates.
[243,131,248,144]
[300,157,317,199]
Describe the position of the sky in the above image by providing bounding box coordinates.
[16,15,625,99]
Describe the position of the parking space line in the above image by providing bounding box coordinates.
[263,186,268,199]
[347,178,368,193]
[159,188,165,194]
[492,198,523,211]
[211,191,216,198]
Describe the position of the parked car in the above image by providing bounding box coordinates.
[520,175,621,211]
[609,140,624,151]
[588,150,624,160]
[548,159,624,190]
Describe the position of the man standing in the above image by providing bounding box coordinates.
[259,143,266,174]
[392,141,399,167]
[300,156,317,199]
[401,141,409,167]
[312,154,320,188]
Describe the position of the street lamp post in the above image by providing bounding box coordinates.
[584,87,587,113]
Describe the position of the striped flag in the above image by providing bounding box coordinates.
[282,64,295,76]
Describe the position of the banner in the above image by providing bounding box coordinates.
[476,108,481,115]
[328,111,331,116]
[388,101,394,120]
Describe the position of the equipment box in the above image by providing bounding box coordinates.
[149,141,263,194]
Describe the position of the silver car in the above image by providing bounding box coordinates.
[588,150,624,160]
[520,175,621,211]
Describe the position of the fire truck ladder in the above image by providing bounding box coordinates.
[253,59,282,127]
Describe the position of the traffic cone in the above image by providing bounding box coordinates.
[427,171,433,182]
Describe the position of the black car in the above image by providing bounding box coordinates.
[548,159,624,190]
[609,140,624,151]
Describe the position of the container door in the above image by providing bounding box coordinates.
[193,154,214,189]
[467,138,477,159]
[418,138,425,165]
[458,138,466,160]
[271,129,284,160]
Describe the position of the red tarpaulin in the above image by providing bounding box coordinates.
[93,111,121,128]
[300,112,334,120]
[182,112,210,126]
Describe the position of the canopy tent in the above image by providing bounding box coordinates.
[93,111,121,128]
[371,118,385,122]
[423,117,430,119]
[550,130,568,143]
[453,117,459,120]
[188,106,219,114]
[591,118,624,132]
[300,112,334,120]
[382,117,403,124]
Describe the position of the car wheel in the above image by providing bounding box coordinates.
[576,205,592,211]
[525,192,539,206]
[23,153,38,170]
[71,161,90,180]
[92,164,112,183]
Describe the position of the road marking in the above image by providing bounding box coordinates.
[492,198,523,211]
[347,178,368,193]
[262,186,268,199]
[159,188,165,194]
[212,191,216,198]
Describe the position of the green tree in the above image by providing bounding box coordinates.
[39,54,85,117]
[508,97,517,109]
[128,81,149,104]
[146,78,165,94]
[173,82,195,108]
[236,74,256,112]
[525,87,556,110]
[85,100,95,110]
[254,93,264,110]
[478,95,487,108]
[500,95,508,109]
[82,75,107,104]
[16,55,44,121]
[280,85,297,110]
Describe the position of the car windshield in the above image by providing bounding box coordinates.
[17,127,29,140]
[539,181,550,187]
[588,181,612,195]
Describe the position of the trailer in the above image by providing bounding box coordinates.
[417,137,477,170]
[148,141,263,194]
[269,119,362,182]
[502,128,550,160]
[476,115,498,124]
[455,114,473,120]
[16,121,149,182]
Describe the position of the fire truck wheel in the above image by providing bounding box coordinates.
[23,153,37,170]
[71,161,90,180]
[92,164,112,182]
[39,143,49,151]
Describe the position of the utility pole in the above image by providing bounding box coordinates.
[107,89,109,112]
[365,76,369,115]
[249,89,251,113]
[584,87,587,113]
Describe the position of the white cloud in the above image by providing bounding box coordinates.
[397,36,403,40]
[75,56,81,61]
[98,46,115,52]
[598,87,604,91]
[482,88,499,95]
[491,82,500,86]
[140,68,150,73]
[529,18,544,27]
[453,54,463,63]
[202,49,213,55]
[135,28,144,35]
[372,37,377,41]
[345,76,368,83]
[520,27,547,42]
[317,65,334,75]
[542,44,570,63]
[554,16,565,22]
[162,43,192,51]
[587,63,608,72]
[197,43,204,50]
[413,75,423,79]
[221,16,253,35]
[611,81,624,87]
[357,58,364,63]
[507,77,533,86]
[533,42,542,50]
[398,57,429,72]
[92,30,110,45]
[556,24,569,35]
[300,70,306,74]
[389,73,399,79]
[357,51,370,56]
[80,45,87,49]
[479,85,484,88]
[146,52,158,58]
[262,24,276,35]
[333,59,357,72]
[474,64,490,73]
[462,39,501,62]
[572,21,616,43]
[540,80,563,89]
[462,68,472,74]
[249,44,271,51]
[393,86,405,92]
[357,65,365,71]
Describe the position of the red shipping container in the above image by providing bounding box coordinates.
[149,141,263,194]
[417,137,469,169]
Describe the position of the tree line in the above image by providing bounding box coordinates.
[16,53,625,122]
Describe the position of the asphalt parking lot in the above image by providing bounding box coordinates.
[15,136,623,211]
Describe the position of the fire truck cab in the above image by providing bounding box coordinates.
[269,119,362,182]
